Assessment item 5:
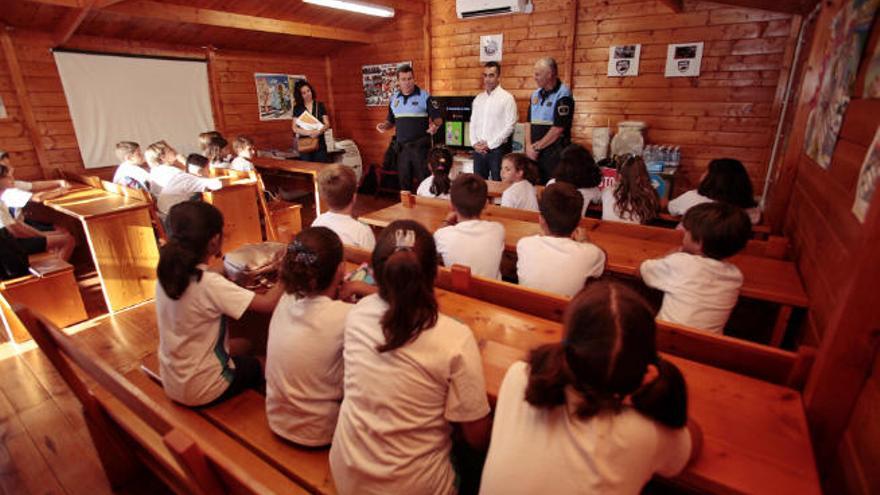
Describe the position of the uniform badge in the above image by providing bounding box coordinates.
[393,99,400,108]
[411,100,417,106]
[545,101,552,107]
[558,104,570,116]
[431,99,440,109]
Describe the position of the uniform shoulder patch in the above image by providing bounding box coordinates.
[431,99,440,109]
[531,95,539,105]
[557,103,570,116]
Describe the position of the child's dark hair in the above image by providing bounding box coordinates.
[525,281,688,428]
[613,156,659,224]
[427,147,452,196]
[539,182,583,236]
[317,164,357,210]
[206,136,228,163]
[157,201,224,300]
[372,220,438,353]
[186,153,209,171]
[0,150,9,161]
[199,131,223,152]
[555,144,601,189]
[450,173,488,219]
[504,153,539,185]
[281,227,343,298]
[697,158,757,209]
[682,202,751,260]
[115,141,140,161]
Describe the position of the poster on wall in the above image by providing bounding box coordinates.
[480,34,503,63]
[607,44,641,77]
[362,61,412,107]
[0,95,6,119]
[255,73,293,120]
[853,127,880,222]
[804,0,879,168]
[664,42,703,78]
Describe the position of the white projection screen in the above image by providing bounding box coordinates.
[54,51,214,168]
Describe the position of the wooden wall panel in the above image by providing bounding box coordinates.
[329,13,427,168]
[430,0,798,192]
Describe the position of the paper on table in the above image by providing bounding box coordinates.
[296,110,324,131]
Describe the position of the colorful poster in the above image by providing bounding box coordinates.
[853,127,880,222]
[664,42,703,78]
[804,0,879,168]
[445,121,463,146]
[255,73,293,121]
[608,44,641,77]
[480,34,503,63]
[362,61,412,107]
[287,74,307,100]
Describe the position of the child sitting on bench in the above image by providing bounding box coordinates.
[311,164,376,251]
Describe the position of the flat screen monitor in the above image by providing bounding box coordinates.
[433,96,474,150]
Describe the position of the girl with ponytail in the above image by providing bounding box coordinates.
[480,281,701,495]
[156,201,283,407]
[330,220,492,495]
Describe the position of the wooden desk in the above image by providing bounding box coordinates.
[97,294,818,495]
[43,188,159,313]
[202,179,262,254]
[360,202,807,344]
[253,157,325,223]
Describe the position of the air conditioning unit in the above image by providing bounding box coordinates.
[456,0,530,19]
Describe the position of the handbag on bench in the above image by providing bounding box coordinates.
[223,242,286,291]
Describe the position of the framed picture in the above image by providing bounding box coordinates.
[608,44,641,77]
[665,42,704,78]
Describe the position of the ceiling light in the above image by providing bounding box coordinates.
[303,0,395,18]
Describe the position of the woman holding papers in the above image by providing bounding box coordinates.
[292,80,332,163]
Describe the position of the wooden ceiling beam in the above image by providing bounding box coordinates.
[53,0,95,46]
[101,0,374,44]
[699,0,819,15]
[371,0,424,15]
[658,0,683,13]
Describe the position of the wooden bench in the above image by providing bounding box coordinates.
[0,254,87,342]
[202,178,262,253]
[255,171,303,244]
[100,180,168,242]
[344,247,815,389]
[17,307,309,495]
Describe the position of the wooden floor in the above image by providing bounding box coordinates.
[0,193,395,494]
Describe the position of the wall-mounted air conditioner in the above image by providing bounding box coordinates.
[456,0,531,19]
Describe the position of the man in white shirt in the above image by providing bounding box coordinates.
[470,62,518,181]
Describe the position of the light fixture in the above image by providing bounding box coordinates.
[303,0,395,18]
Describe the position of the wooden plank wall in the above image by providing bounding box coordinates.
[430,0,799,192]
[330,13,427,168]
[766,0,880,491]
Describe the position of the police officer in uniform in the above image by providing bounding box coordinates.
[525,57,574,184]
[376,64,442,192]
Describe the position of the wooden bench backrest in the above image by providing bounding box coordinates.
[60,170,104,188]
[401,191,789,259]
[100,180,167,242]
[343,245,812,388]
[15,307,297,495]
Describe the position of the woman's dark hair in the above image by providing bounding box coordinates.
[157,201,224,300]
[525,281,688,428]
[613,156,660,224]
[504,152,539,185]
[697,158,757,208]
[0,164,9,178]
[293,80,318,109]
[555,144,601,189]
[371,220,438,353]
[427,147,453,196]
[280,227,343,297]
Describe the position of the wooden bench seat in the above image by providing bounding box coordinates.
[18,307,309,495]
[0,255,87,342]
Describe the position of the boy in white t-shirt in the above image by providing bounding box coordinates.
[156,154,223,224]
[517,182,605,297]
[111,141,150,190]
[145,140,185,195]
[230,135,256,172]
[639,202,751,334]
[434,173,505,279]
[311,164,376,251]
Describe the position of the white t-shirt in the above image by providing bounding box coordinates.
[416,176,450,199]
[1,187,33,209]
[149,164,183,195]
[501,180,539,211]
[547,179,601,216]
[668,189,761,224]
[157,173,223,216]
[113,161,150,188]
[0,198,16,227]
[230,156,254,172]
[329,294,491,495]
[156,266,255,406]
[266,294,351,446]
[640,252,743,334]
[311,211,376,251]
[602,187,643,224]
[517,235,605,297]
[480,362,691,495]
[434,219,505,279]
